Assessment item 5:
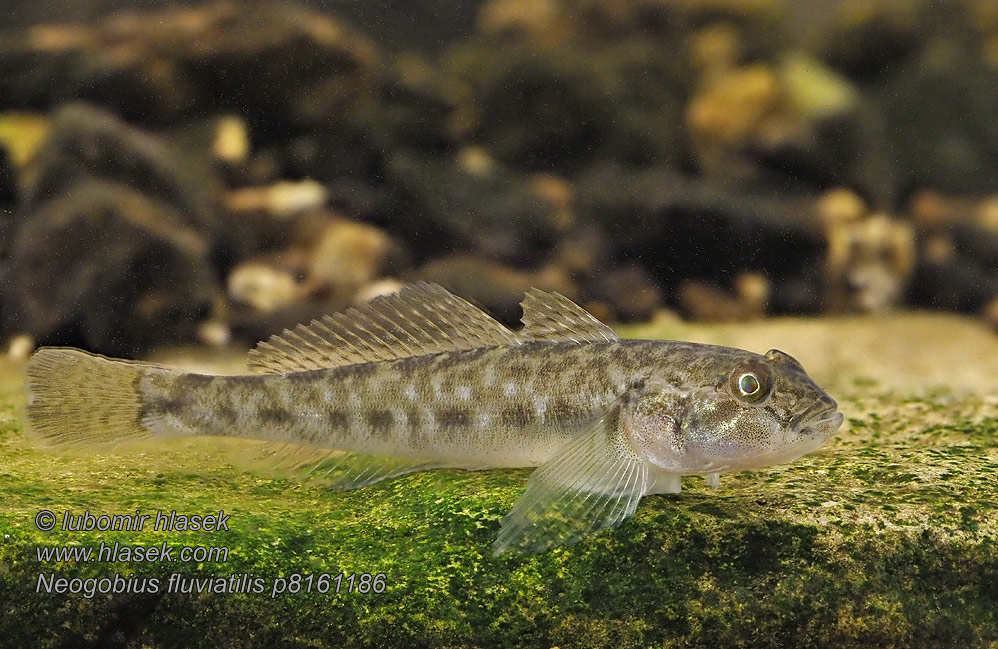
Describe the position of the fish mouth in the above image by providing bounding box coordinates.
[800,410,844,438]
[790,396,844,439]
[759,409,842,466]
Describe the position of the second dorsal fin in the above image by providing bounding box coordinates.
[520,288,618,344]
[247,282,522,374]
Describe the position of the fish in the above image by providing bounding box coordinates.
[24,282,844,555]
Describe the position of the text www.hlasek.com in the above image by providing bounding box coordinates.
[37,541,229,563]
[34,509,387,599]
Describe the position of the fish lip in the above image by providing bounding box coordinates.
[790,396,842,433]
[803,410,844,437]
[812,411,844,426]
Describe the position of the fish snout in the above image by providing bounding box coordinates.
[815,393,839,418]
[790,394,842,436]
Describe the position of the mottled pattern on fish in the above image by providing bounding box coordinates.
[25,283,844,555]
[139,340,811,469]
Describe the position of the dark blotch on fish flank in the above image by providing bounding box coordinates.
[504,361,532,381]
[149,394,193,417]
[497,407,534,430]
[284,370,321,385]
[407,408,426,449]
[365,410,395,437]
[327,409,350,430]
[337,362,378,379]
[214,405,237,426]
[546,397,579,423]
[539,355,571,377]
[436,408,471,429]
[405,407,423,432]
[257,407,293,425]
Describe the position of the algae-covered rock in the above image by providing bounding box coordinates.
[1,312,997,647]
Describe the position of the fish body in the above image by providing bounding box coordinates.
[25,283,844,554]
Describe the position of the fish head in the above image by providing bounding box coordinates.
[637,348,843,472]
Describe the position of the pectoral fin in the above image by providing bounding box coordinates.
[493,400,652,555]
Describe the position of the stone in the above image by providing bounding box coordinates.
[0,103,224,354]
[225,181,329,219]
[227,260,305,313]
[586,264,664,323]
[212,115,251,165]
[197,320,232,348]
[445,13,690,172]
[823,212,916,313]
[0,1,378,130]
[3,180,216,355]
[3,311,997,647]
[677,272,770,322]
[820,2,998,195]
[0,146,15,261]
[307,219,406,299]
[906,190,998,313]
[5,333,34,362]
[687,54,896,204]
[576,163,826,313]
[384,151,566,263]
[20,103,217,234]
[416,253,574,326]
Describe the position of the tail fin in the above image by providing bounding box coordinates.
[25,347,152,446]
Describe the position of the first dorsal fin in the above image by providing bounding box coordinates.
[248,282,522,374]
[520,288,618,344]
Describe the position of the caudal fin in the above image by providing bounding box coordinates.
[25,347,152,446]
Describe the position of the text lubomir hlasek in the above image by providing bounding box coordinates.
[59,509,230,532]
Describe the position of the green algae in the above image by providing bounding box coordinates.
[1,313,998,648]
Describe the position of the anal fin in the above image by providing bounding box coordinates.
[256,443,438,489]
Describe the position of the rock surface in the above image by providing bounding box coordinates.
[1,311,996,648]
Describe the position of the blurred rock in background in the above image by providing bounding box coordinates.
[819,0,998,195]
[575,162,826,314]
[0,1,378,131]
[817,188,916,313]
[0,146,15,257]
[907,190,998,313]
[415,253,575,325]
[4,179,217,355]
[384,149,569,264]
[3,104,221,355]
[0,0,995,355]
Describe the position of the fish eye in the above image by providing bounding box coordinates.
[738,373,760,396]
[728,359,774,405]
